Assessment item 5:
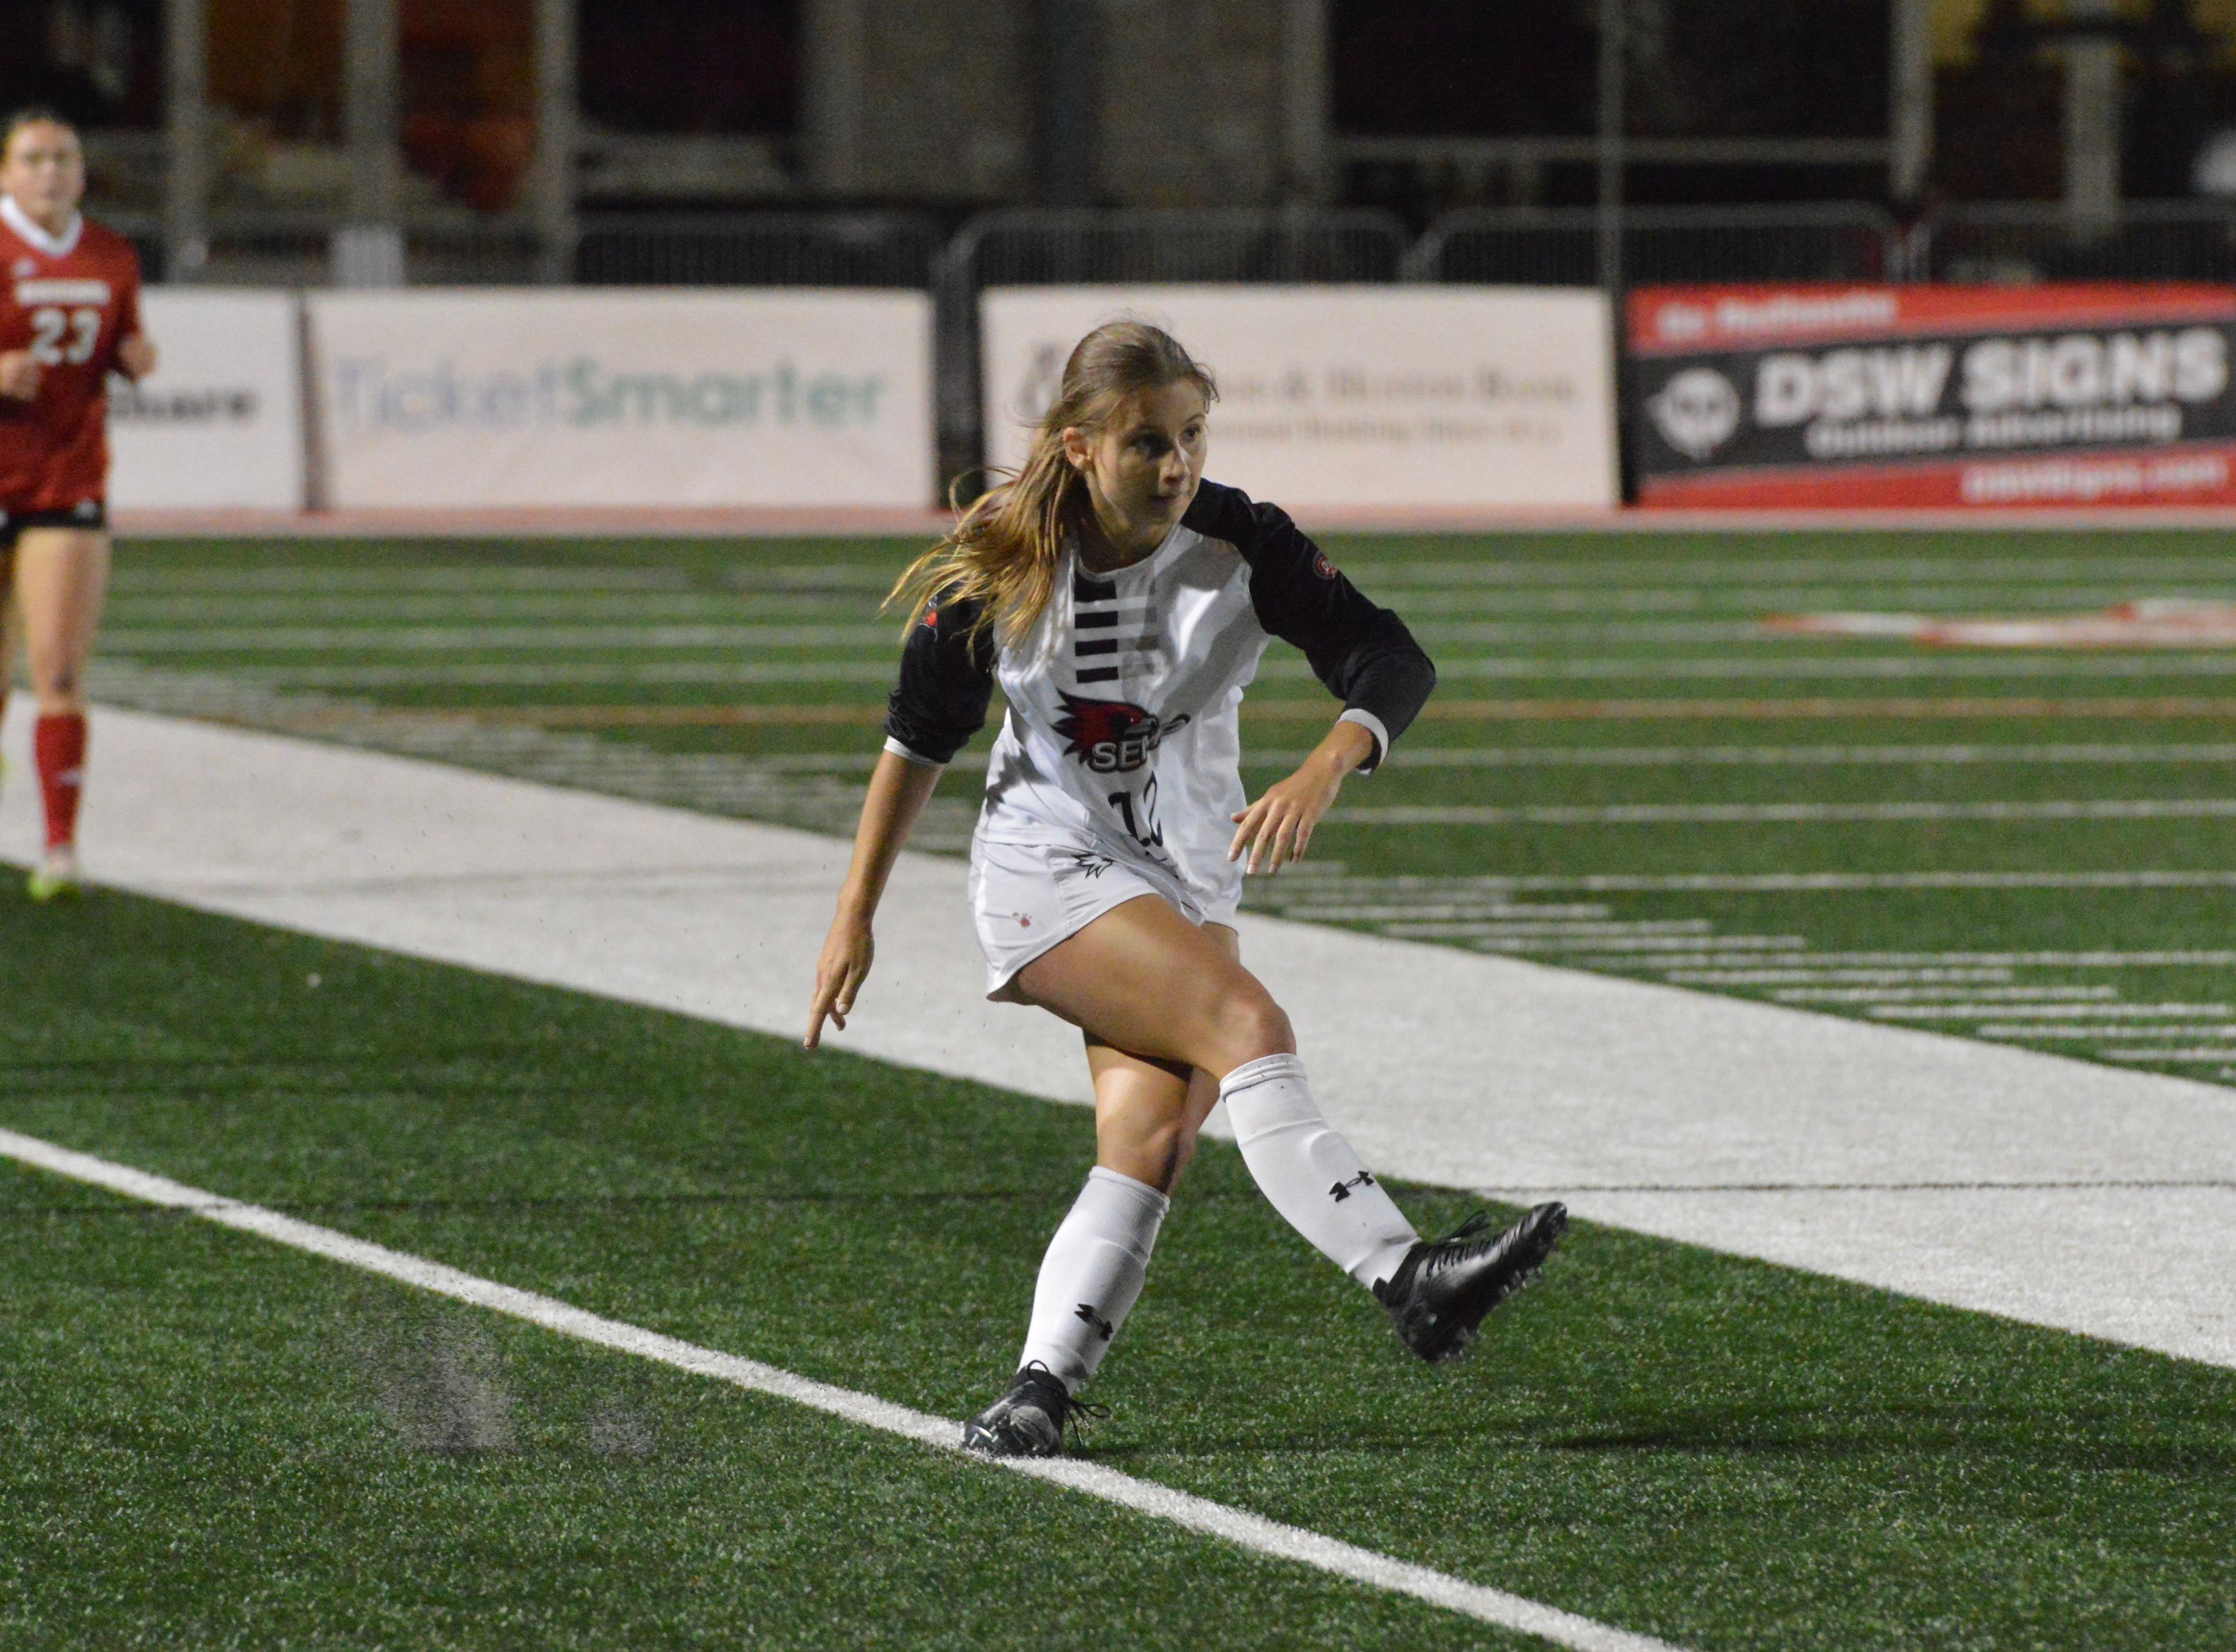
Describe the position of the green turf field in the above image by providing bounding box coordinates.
[4,881,2233,1649]
[89,526,2236,1080]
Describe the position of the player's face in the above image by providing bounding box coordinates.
[1069,381,1209,558]
[1,122,85,231]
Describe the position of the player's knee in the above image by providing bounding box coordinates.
[1211,984,1293,1066]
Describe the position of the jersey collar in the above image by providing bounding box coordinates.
[1,194,84,259]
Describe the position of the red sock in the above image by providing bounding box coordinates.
[34,712,87,852]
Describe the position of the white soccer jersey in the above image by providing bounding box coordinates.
[884,480,1436,917]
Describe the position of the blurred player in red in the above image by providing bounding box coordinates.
[0,108,155,900]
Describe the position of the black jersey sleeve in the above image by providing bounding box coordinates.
[883,592,996,765]
[1182,480,1437,767]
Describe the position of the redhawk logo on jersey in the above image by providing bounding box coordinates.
[1053,692,1189,773]
[1312,550,1338,581]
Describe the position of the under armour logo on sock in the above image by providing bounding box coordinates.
[1074,1303,1115,1341]
[1328,1170,1378,1202]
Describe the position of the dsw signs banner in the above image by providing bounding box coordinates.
[1629,284,2236,508]
[307,289,933,508]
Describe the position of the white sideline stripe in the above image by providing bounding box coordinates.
[1980,1024,2236,1041]
[1338,800,2236,826]
[101,625,898,652]
[1774,986,2117,1004]
[0,1127,1682,1652]
[1280,744,2236,769]
[111,649,2236,683]
[1663,969,2018,985]
[1873,1003,2228,1021]
[1301,871,2236,893]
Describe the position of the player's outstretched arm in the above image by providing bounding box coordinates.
[1229,718,1377,875]
[116,333,157,380]
[0,348,39,400]
[805,749,945,1049]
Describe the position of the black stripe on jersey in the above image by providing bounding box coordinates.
[1074,574,1117,601]
[1075,635,1162,657]
[1076,666,1121,683]
[1075,610,1119,629]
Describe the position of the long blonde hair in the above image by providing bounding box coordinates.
[889,320,1217,648]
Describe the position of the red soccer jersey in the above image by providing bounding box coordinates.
[0,204,143,513]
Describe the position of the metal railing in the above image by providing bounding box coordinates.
[1407,203,1901,286]
[1922,200,2236,284]
[574,212,942,287]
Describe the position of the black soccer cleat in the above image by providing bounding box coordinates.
[1374,1202,1568,1364]
[959,1363,1102,1459]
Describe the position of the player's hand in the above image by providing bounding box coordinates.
[805,911,875,1049]
[116,333,157,379]
[1228,761,1342,875]
[0,350,40,401]
[1228,720,1377,875]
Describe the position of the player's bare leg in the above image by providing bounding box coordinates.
[1023,896,1563,1376]
[14,526,108,898]
[0,543,16,733]
[962,926,1234,1458]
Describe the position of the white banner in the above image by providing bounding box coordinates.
[981,285,1618,510]
[307,289,933,508]
[107,289,305,510]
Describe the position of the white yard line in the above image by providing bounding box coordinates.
[1665,968,2018,985]
[1340,800,2236,826]
[101,624,897,652]
[1325,871,2236,893]
[1978,1024,2236,1041]
[1282,744,2236,768]
[0,1124,1682,1652]
[1773,986,2117,1004]
[1872,1003,2229,1021]
[6,704,2235,1370]
[1419,658,2236,680]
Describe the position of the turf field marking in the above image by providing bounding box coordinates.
[1772,986,2118,1004]
[1404,657,2236,682]
[1321,871,2236,893]
[1357,696,2236,720]
[100,624,897,652]
[1338,798,2236,826]
[1453,933,1807,955]
[1261,742,2236,768]
[1979,1024,2236,1041]
[1626,953,2236,974]
[1665,969,2016,985]
[0,1126,1685,1652]
[1871,1003,2230,1021]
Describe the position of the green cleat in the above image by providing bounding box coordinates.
[26,850,83,903]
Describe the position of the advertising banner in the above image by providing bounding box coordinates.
[981,285,1618,510]
[107,289,305,510]
[306,289,934,508]
[1630,283,2236,508]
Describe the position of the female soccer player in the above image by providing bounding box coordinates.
[0,107,154,900]
[805,321,1565,1458]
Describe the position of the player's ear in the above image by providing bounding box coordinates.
[1060,425,1092,471]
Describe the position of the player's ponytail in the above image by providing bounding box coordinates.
[890,320,1217,650]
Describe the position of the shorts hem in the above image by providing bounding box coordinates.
[0,503,108,544]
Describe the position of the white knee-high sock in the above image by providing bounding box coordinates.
[1017,1167,1169,1393]
[1219,1053,1418,1290]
